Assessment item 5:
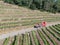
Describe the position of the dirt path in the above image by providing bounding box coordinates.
[0,21,60,39]
[46,21,60,27]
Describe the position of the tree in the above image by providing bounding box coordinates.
[3,0,60,13]
[28,0,33,8]
[29,3,37,10]
[57,0,60,12]
[4,0,14,4]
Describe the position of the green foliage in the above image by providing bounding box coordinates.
[46,27,60,41]
[14,36,19,45]
[37,30,49,45]
[29,3,37,10]
[11,36,18,45]
[57,0,60,12]
[3,0,14,4]
[42,28,57,45]
[3,0,60,13]
[2,24,60,45]
[3,38,9,45]
[32,31,39,45]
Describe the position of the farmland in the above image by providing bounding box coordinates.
[0,0,60,45]
[0,24,60,45]
[0,1,60,34]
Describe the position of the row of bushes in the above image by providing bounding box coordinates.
[3,24,60,45]
[46,27,60,41]
[41,28,57,45]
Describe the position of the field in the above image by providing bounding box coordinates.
[0,24,60,45]
[0,1,60,34]
[0,1,60,45]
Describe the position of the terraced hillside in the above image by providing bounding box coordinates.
[0,24,60,45]
[0,1,60,34]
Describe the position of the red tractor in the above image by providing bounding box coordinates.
[41,21,47,27]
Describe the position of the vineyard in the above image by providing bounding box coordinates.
[0,1,60,34]
[0,1,60,45]
[0,24,60,45]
